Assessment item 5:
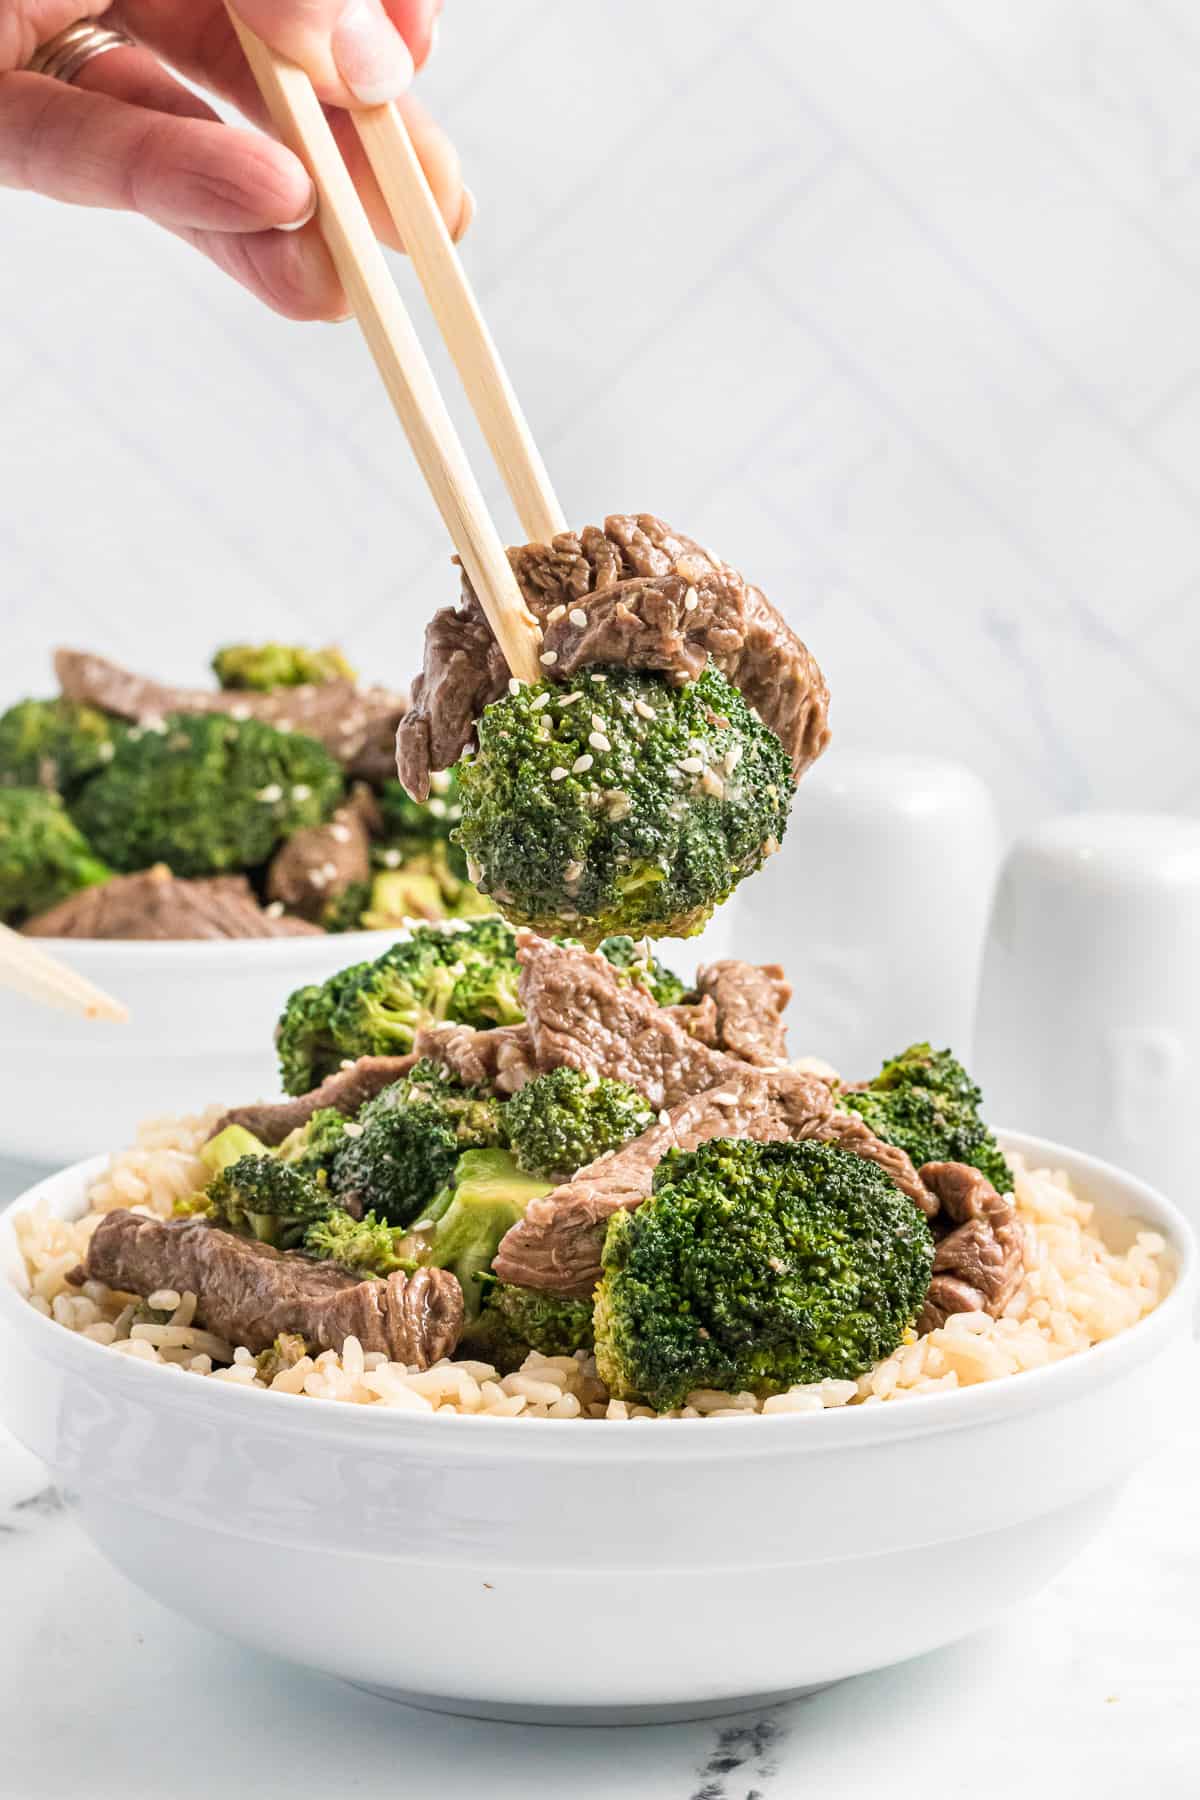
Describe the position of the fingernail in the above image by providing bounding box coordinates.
[452,186,476,244]
[277,186,318,233]
[333,0,415,105]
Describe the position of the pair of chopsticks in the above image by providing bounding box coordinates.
[0,922,128,1022]
[0,15,560,1024]
[229,11,564,685]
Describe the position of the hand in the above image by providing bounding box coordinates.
[0,1,466,320]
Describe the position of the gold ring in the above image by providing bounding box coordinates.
[25,19,135,84]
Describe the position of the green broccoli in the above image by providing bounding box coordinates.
[206,1153,339,1250]
[199,1123,269,1179]
[0,697,127,797]
[503,1067,654,1180]
[838,1043,1012,1194]
[0,788,112,923]
[211,642,356,690]
[403,1149,553,1320]
[595,935,686,1007]
[453,663,795,945]
[302,1209,411,1276]
[276,1107,356,1179]
[329,1060,507,1225]
[275,962,372,1097]
[594,1137,935,1412]
[378,766,465,861]
[70,711,344,877]
[255,1332,310,1382]
[325,852,492,933]
[282,917,522,1089]
[466,1277,595,1372]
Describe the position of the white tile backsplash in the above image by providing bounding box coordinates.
[1,0,1196,831]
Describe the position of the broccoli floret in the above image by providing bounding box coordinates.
[328,853,492,933]
[378,766,464,857]
[315,917,522,1074]
[70,712,344,877]
[0,788,112,923]
[594,1138,935,1412]
[199,1123,269,1180]
[839,1043,1012,1194]
[275,962,372,1096]
[595,935,686,1007]
[0,698,127,798]
[453,663,795,945]
[466,1278,595,1372]
[206,1154,338,1251]
[211,643,356,690]
[255,1332,309,1382]
[277,1107,356,1179]
[329,1061,507,1225]
[503,1067,655,1180]
[403,1149,553,1320]
[302,1208,410,1276]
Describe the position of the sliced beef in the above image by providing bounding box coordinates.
[516,931,748,1110]
[692,959,791,1067]
[82,1212,463,1365]
[395,514,830,798]
[661,994,721,1046]
[266,789,374,920]
[211,1054,419,1146]
[492,1065,836,1295]
[54,648,406,782]
[21,866,322,941]
[915,1161,1025,1332]
[413,1022,536,1096]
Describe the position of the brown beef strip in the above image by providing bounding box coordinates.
[412,1022,536,1096]
[210,1055,419,1146]
[691,959,791,1067]
[265,788,375,920]
[516,931,750,1111]
[915,1161,1025,1332]
[21,866,322,941]
[492,1065,838,1295]
[395,514,830,798]
[82,1212,462,1365]
[54,648,406,782]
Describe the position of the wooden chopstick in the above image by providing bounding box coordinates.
[0,923,128,1022]
[227,11,544,685]
[352,104,568,547]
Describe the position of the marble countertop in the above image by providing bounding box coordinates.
[2,1155,1198,1798]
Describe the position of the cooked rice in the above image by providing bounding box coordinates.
[12,1113,1170,1420]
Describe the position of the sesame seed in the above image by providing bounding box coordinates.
[342,1121,365,1139]
[724,745,743,772]
[619,697,635,714]
[657,1109,671,1127]
[508,677,521,696]
[256,784,283,803]
[381,848,402,868]
[590,713,606,732]
[329,823,351,843]
[569,608,588,628]
[550,766,569,781]
[564,859,584,882]
[684,586,699,612]
[768,1256,786,1274]
[531,692,551,710]
[340,1058,356,1071]
[540,650,558,667]
[428,798,447,817]
[590,672,607,683]
[321,861,338,881]
[559,691,582,707]
[264,901,284,918]
[308,869,328,888]
[430,770,451,795]
[634,698,656,721]
[701,768,726,799]
[547,603,567,623]
[292,784,312,801]
[572,754,594,774]
[588,731,611,752]
[678,756,703,774]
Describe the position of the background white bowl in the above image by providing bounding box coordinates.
[0,908,738,1168]
[0,1130,1191,1723]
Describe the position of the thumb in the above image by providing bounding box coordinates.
[232,0,415,107]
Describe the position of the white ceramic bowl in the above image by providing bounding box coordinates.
[0,1131,1192,1723]
[0,909,739,1168]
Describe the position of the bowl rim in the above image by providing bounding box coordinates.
[1,1128,1194,1462]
